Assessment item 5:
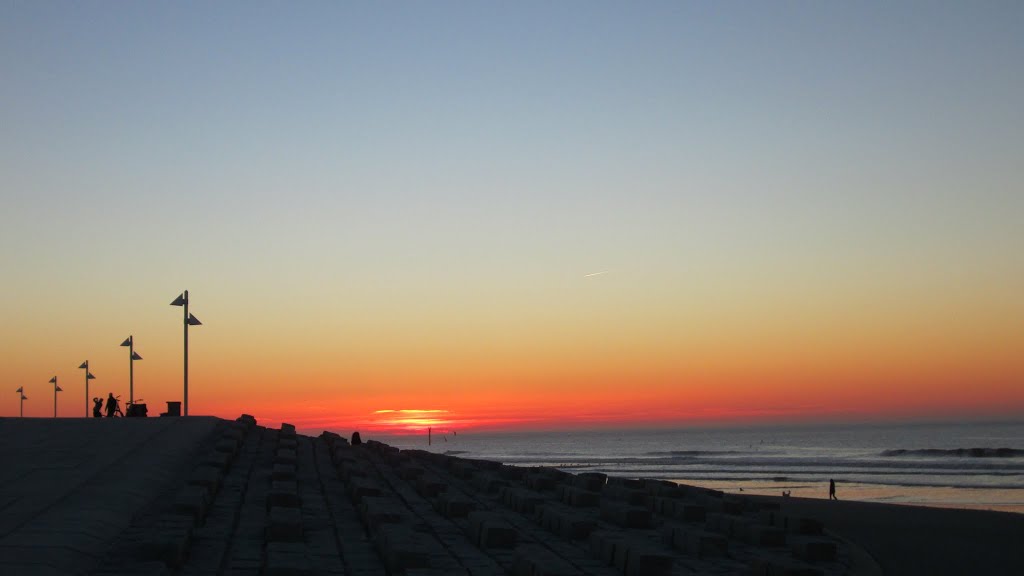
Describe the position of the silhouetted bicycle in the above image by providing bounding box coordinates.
[125,398,148,417]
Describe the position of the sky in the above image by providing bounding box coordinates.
[1,2,1022,434]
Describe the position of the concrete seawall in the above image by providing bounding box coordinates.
[0,416,888,576]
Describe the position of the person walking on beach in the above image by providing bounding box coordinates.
[829,478,837,500]
[92,397,103,418]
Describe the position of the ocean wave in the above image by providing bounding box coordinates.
[643,450,749,457]
[882,448,1024,458]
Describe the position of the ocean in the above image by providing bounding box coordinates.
[373,419,1024,513]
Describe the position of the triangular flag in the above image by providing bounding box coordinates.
[131,352,143,361]
[188,313,202,326]
[121,337,132,347]
[87,373,96,380]
[55,386,63,392]
[170,293,186,306]
[78,361,88,369]
[21,395,27,400]
[49,376,57,384]
[16,386,23,393]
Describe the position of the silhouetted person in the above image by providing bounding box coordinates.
[829,478,837,500]
[105,393,119,418]
[92,397,103,418]
[351,431,362,445]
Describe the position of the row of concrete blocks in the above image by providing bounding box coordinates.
[323,438,443,574]
[356,443,843,576]
[448,450,841,576]
[263,422,313,576]
[143,415,257,569]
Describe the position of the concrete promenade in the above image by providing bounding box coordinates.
[0,417,221,575]
[0,415,881,576]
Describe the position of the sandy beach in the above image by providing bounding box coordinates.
[1,416,1021,576]
[750,494,1024,576]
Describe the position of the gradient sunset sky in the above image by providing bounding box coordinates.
[2,2,1022,433]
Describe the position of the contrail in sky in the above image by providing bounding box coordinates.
[584,270,610,277]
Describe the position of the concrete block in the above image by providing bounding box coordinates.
[399,465,426,480]
[187,464,223,496]
[272,463,296,481]
[748,559,824,576]
[603,485,649,506]
[264,542,311,576]
[686,530,727,558]
[348,478,384,502]
[501,487,546,514]
[267,481,301,509]
[375,526,431,572]
[414,475,447,498]
[599,500,651,529]
[360,496,406,531]
[140,518,193,568]
[434,493,475,518]
[274,448,297,465]
[267,506,303,542]
[468,512,518,549]
[511,544,581,576]
[566,487,600,507]
[214,437,238,455]
[742,523,786,547]
[173,485,209,521]
[783,515,824,535]
[523,472,556,491]
[624,543,672,576]
[573,472,607,492]
[201,450,231,470]
[589,531,625,565]
[790,538,837,562]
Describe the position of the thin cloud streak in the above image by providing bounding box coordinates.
[584,270,610,277]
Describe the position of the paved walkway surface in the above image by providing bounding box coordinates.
[0,416,870,576]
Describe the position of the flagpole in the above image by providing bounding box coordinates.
[129,338,134,405]
[52,376,58,417]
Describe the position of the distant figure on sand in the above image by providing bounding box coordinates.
[351,431,362,445]
[92,397,103,418]
[829,478,837,500]
[105,393,120,418]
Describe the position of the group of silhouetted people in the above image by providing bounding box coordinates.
[92,393,123,418]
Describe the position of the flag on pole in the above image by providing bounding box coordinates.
[55,386,63,392]
[131,352,143,361]
[49,376,57,384]
[87,372,96,380]
[187,313,202,326]
[121,337,132,347]
[171,293,186,306]
[78,361,88,369]
[16,386,23,393]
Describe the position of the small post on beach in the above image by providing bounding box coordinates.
[78,361,95,417]
[171,291,201,416]
[50,376,62,417]
[120,336,142,404]
[428,427,432,446]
